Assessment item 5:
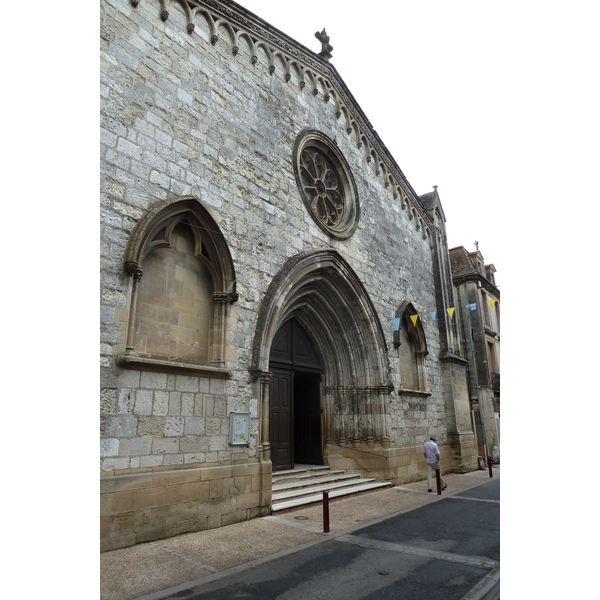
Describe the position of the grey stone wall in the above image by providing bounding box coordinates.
[101,0,453,472]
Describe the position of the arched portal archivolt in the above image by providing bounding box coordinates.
[251,250,393,459]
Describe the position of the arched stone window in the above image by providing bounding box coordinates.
[117,197,237,377]
[394,301,428,392]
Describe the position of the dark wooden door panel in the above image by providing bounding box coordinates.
[269,318,323,471]
[270,370,292,471]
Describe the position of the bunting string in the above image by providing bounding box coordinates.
[396,300,498,329]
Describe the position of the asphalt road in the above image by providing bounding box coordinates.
[153,478,500,600]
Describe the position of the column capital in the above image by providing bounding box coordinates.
[213,291,239,304]
[249,369,272,383]
[124,261,143,281]
[260,371,272,385]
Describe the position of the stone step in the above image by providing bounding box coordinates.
[272,467,344,484]
[273,465,331,478]
[273,477,379,501]
[271,480,392,512]
[273,472,361,492]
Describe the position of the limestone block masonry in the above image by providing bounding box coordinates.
[100,0,477,551]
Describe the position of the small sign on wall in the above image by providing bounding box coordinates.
[229,412,250,446]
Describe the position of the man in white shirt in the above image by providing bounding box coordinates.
[423,434,448,493]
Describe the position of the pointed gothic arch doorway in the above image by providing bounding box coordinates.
[269,318,323,471]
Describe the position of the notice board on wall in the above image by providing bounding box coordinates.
[229,412,250,446]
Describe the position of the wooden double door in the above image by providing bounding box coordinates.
[269,319,323,471]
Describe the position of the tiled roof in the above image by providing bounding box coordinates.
[449,246,475,277]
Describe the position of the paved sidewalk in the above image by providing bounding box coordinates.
[100,466,499,600]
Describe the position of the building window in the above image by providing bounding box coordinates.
[394,302,428,391]
[398,318,418,389]
[487,341,496,373]
[293,129,359,239]
[481,290,490,326]
[118,197,237,376]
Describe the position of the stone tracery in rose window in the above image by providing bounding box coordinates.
[293,129,359,239]
[299,148,345,228]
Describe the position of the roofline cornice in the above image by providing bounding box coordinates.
[452,272,500,297]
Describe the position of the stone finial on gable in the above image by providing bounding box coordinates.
[315,28,333,61]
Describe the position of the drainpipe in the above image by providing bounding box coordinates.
[458,278,477,447]
[466,286,489,466]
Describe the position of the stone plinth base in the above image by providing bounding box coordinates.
[100,460,271,552]
[447,431,479,473]
[324,439,478,486]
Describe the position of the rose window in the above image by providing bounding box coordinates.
[293,130,359,239]
[300,149,344,228]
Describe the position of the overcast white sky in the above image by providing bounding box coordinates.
[238,0,600,289]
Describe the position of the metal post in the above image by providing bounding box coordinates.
[488,455,493,478]
[435,468,442,495]
[323,490,330,533]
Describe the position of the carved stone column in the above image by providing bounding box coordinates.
[376,385,391,448]
[337,386,347,446]
[259,371,272,463]
[323,385,336,445]
[210,292,228,367]
[365,386,375,448]
[124,261,143,353]
[349,386,362,447]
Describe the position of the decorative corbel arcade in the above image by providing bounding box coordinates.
[127,0,433,241]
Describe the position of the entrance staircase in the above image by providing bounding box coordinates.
[271,465,392,512]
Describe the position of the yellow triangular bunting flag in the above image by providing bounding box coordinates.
[410,314,419,327]
[487,299,496,310]
[447,307,455,320]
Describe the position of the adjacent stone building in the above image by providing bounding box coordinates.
[449,246,500,464]
[100,0,479,551]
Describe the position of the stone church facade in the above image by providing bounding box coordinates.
[100,0,478,551]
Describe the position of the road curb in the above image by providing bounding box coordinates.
[460,566,500,600]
